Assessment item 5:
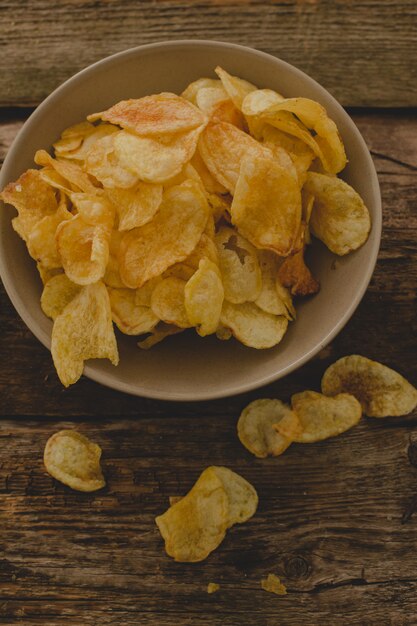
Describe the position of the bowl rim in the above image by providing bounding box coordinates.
[0,39,382,401]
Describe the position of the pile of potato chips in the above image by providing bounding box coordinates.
[238,355,417,458]
[0,67,371,386]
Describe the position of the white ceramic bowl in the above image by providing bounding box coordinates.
[0,40,381,401]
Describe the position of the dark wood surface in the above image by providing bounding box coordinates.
[1,3,417,624]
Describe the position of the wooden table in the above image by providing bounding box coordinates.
[0,2,416,624]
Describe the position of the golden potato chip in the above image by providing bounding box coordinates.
[215,227,261,304]
[37,264,63,286]
[184,258,224,336]
[88,93,206,136]
[137,322,184,350]
[155,466,228,562]
[113,127,202,184]
[207,193,231,223]
[163,263,196,282]
[41,273,81,320]
[39,167,74,196]
[44,430,105,492]
[210,99,245,128]
[290,390,362,443]
[119,181,209,288]
[190,149,228,195]
[262,124,314,182]
[56,214,111,285]
[134,276,162,306]
[108,287,159,335]
[207,582,220,594]
[304,172,371,255]
[185,233,218,270]
[51,281,119,387]
[198,121,272,194]
[211,466,258,526]
[238,398,299,458]
[151,277,191,328]
[54,123,118,162]
[321,355,417,418]
[103,230,126,288]
[182,78,223,104]
[84,133,139,189]
[196,85,229,114]
[242,89,285,116]
[261,574,287,596]
[215,66,257,110]
[34,150,97,194]
[220,301,288,349]
[105,182,163,231]
[231,155,302,256]
[255,250,295,319]
[70,193,115,228]
[277,248,320,296]
[26,199,72,269]
[0,169,58,241]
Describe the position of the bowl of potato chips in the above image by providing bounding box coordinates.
[0,40,381,400]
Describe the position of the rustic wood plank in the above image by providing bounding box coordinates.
[0,0,416,107]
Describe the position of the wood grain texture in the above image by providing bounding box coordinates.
[0,0,416,107]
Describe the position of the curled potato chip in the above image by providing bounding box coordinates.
[220,301,288,349]
[198,121,272,194]
[185,233,218,270]
[181,78,223,104]
[54,123,118,162]
[0,169,58,241]
[39,167,74,196]
[109,287,159,335]
[238,398,300,458]
[119,181,209,288]
[321,355,417,417]
[290,390,362,442]
[27,200,72,269]
[215,227,261,304]
[89,93,206,136]
[105,182,163,231]
[277,247,320,296]
[196,85,229,114]
[255,250,295,319]
[84,133,139,189]
[70,193,115,228]
[184,258,224,336]
[41,273,81,320]
[151,277,191,328]
[51,281,119,387]
[44,430,105,492]
[155,466,228,562]
[304,172,371,255]
[137,322,184,350]
[34,150,97,194]
[215,66,257,110]
[231,155,302,256]
[262,124,314,182]
[56,214,111,285]
[211,466,258,526]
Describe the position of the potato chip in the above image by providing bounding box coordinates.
[163,263,196,282]
[196,85,229,114]
[41,273,81,320]
[70,193,115,227]
[119,181,209,288]
[215,227,261,304]
[37,264,63,286]
[184,258,224,336]
[190,149,228,194]
[211,466,258,526]
[207,582,220,594]
[182,78,223,104]
[261,574,287,596]
[151,277,191,328]
[215,66,257,110]
[220,301,288,349]
[56,214,111,285]
[255,250,295,319]
[231,155,302,256]
[238,398,300,458]
[0,169,58,241]
[104,182,163,231]
[304,172,371,255]
[137,322,184,350]
[26,199,72,269]
[103,230,126,288]
[51,281,119,386]
[44,430,105,492]
[39,167,75,196]
[207,193,231,223]
[134,277,162,306]
[321,355,417,418]
[155,466,228,562]
[290,390,362,443]
[54,123,118,162]
[108,287,159,335]
[262,124,314,182]
[277,248,320,296]
[88,93,206,136]
[84,133,139,189]
[198,121,272,194]
[210,99,245,128]
[34,150,97,194]
[185,233,218,270]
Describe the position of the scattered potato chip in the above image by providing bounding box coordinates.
[88,93,206,135]
[290,390,362,443]
[151,277,191,328]
[34,150,98,194]
[41,274,81,320]
[277,248,320,296]
[109,287,159,335]
[215,66,257,110]
[207,582,220,594]
[84,133,139,189]
[221,301,288,349]
[119,181,209,288]
[255,250,295,318]
[155,467,229,562]
[51,282,119,386]
[105,182,163,231]
[321,355,417,417]
[231,155,301,256]
[137,322,184,350]
[44,430,105,492]
[304,172,371,255]
[215,227,261,304]
[184,258,224,336]
[238,398,300,458]
[261,574,287,596]
[211,466,258,526]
